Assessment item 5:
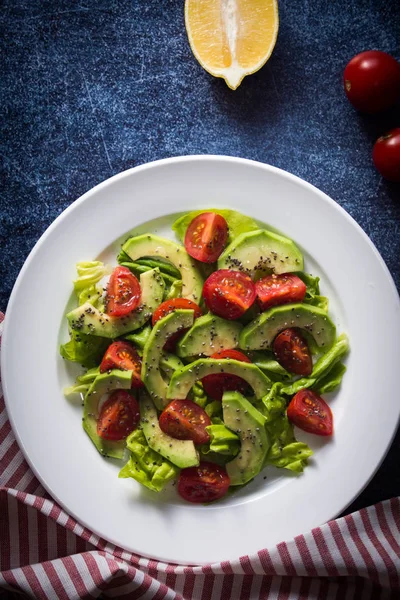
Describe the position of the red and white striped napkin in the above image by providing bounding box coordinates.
[0,312,399,600]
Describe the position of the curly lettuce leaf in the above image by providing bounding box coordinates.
[190,381,208,408]
[297,272,329,313]
[172,209,260,245]
[249,351,292,382]
[60,331,108,369]
[202,424,240,457]
[73,261,109,306]
[316,362,347,394]
[311,333,349,380]
[262,392,312,473]
[205,400,223,420]
[119,429,178,492]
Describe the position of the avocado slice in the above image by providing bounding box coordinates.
[141,309,194,410]
[217,229,304,277]
[140,396,199,469]
[159,352,185,378]
[222,391,270,485]
[239,304,336,351]
[67,269,165,338]
[83,369,133,459]
[122,234,203,302]
[167,358,272,401]
[176,314,243,358]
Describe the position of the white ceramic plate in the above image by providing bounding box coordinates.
[3,156,400,565]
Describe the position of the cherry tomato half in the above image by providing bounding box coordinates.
[255,273,306,311]
[343,50,400,113]
[202,349,251,401]
[372,128,400,182]
[97,389,140,441]
[273,328,312,376]
[184,212,229,263]
[99,341,143,388]
[105,266,141,317]
[152,298,203,326]
[287,389,333,436]
[159,399,211,445]
[203,270,256,320]
[178,462,230,503]
[152,298,203,351]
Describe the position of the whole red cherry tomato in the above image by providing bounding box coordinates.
[372,128,400,182]
[343,50,400,113]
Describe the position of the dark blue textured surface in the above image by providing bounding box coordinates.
[1,1,399,516]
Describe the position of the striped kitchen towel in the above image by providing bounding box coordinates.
[0,312,399,600]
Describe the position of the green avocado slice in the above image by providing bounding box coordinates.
[67,269,165,338]
[217,229,304,277]
[140,396,199,469]
[167,358,272,401]
[121,234,203,302]
[141,309,194,410]
[239,303,336,351]
[83,369,133,459]
[176,313,243,358]
[222,391,270,485]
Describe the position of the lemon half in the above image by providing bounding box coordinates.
[185,0,279,90]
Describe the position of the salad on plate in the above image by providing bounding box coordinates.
[60,209,349,503]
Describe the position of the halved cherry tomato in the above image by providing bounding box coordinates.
[152,298,203,351]
[99,341,143,388]
[203,270,256,320]
[184,212,229,263]
[287,389,333,436]
[105,266,141,317]
[178,462,230,503]
[372,128,400,182]
[152,298,203,326]
[202,349,252,401]
[255,274,306,311]
[159,399,211,445]
[273,328,312,376]
[97,389,140,441]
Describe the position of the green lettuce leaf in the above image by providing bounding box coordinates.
[297,272,329,313]
[205,400,223,420]
[262,392,313,472]
[249,351,292,381]
[172,209,260,245]
[60,331,109,368]
[311,333,349,380]
[189,381,208,408]
[119,429,179,492]
[297,272,320,295]
[203,424,240,456]
[315,361,347,394]
[73,261,109,306]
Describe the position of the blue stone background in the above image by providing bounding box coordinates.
[1,1,399,517]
